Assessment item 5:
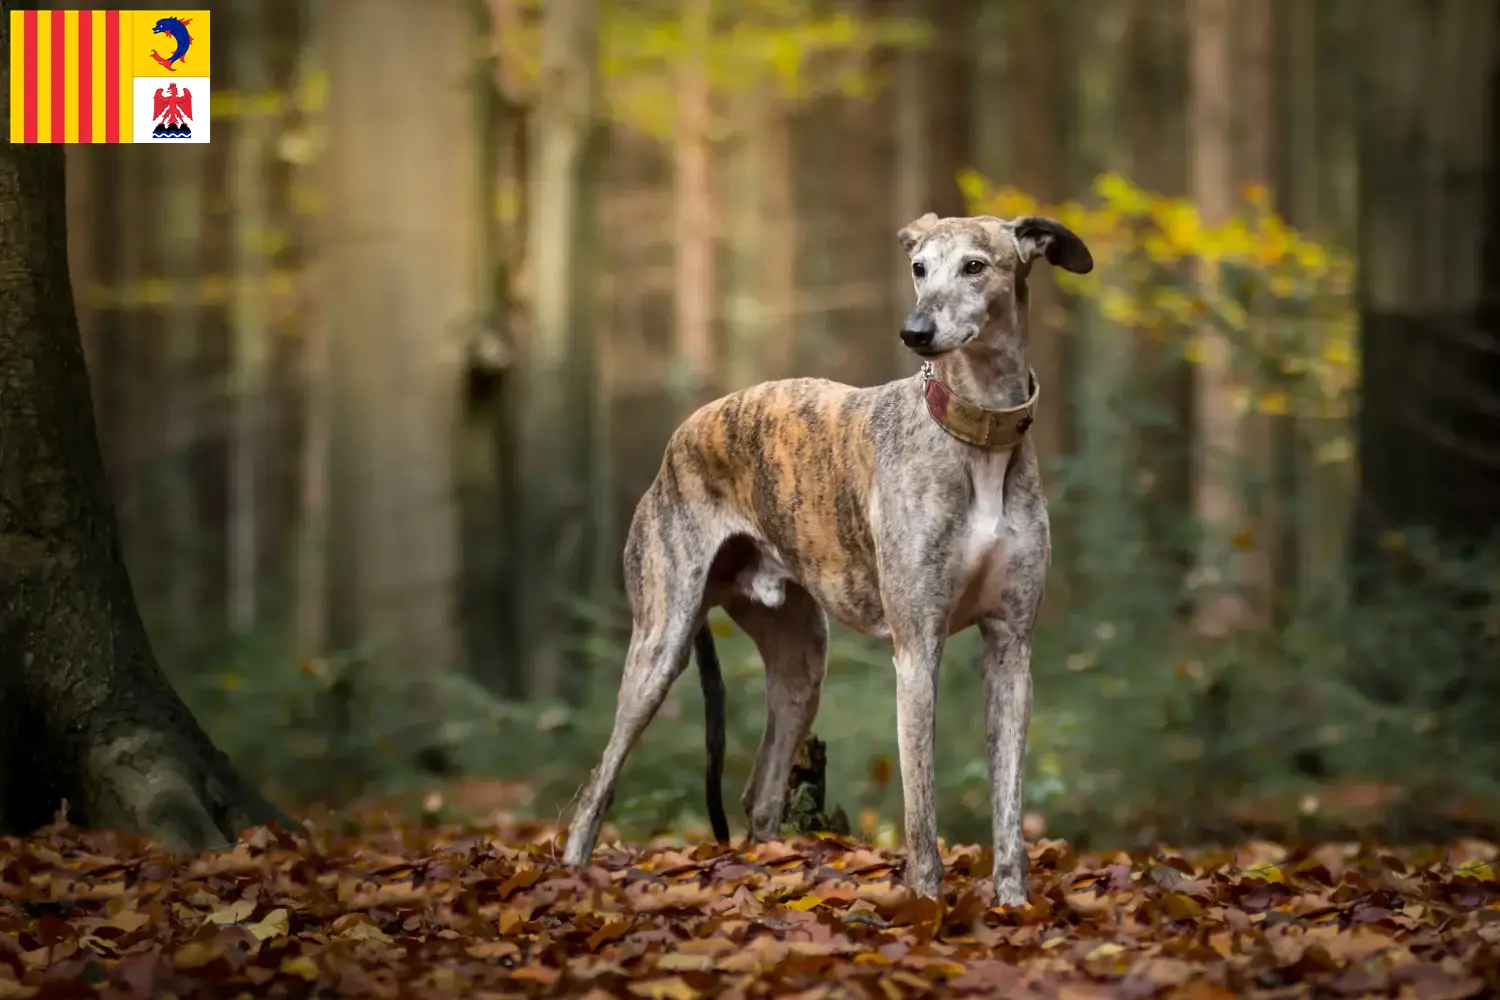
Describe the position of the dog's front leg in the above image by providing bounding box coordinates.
[892,632,945,899]
[978,616,1034,907]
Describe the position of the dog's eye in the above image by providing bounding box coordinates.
[912,262,926,278]
[964,260,986,275]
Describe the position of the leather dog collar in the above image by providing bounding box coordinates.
[920,362,1039,449]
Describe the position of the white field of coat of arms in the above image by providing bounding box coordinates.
[132,77,211,144]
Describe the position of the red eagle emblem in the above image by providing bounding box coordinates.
[152,83,194,137]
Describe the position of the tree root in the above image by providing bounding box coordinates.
[79,729,300,855]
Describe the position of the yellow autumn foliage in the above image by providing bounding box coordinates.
[495,1,930,141]
[959,170,1358,420]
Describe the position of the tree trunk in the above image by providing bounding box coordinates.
[889,0,928,371]
[291,0,329,661]
[1275,0,1320,463]
[1356,0,1499,547]
[673,0,717,407]
[484,0,531,698]
[921,0,974,219]
[1009,0,1068,461]
[112,144,151,610]
[888,0,974,375]
[322,0,477,681]
[1187,0,1257,637]
[160,142,206,652]
[1269,0,1337,781]
[1235,0,1289,628]
[972,1,1014,185]
[228,0,269,635]
[1352,0,1500,699]
[1010,0,1074,614]
[724,87,770,391]
[1276,0,1349,600]
[1301,0,1361,593]
[1069,0,1149,618]
[460,0,517,697]
[516,0,603,701]
[63,149,98,402]
[0,55,289,849]
[760,99,796,380]
[1316,0,1360,250]
[1125,0,1194,607]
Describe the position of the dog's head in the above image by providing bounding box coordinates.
[896,213,1093,358]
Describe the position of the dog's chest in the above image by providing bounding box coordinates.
[950,449,1021,627]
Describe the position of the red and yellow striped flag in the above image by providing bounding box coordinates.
[10,10,132,143]
[10,10,212,144]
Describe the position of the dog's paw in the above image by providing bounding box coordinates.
[559,834,595,868]
[992,873,1030,908]
[905,852,946,900]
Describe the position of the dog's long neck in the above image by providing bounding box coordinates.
[928,315,1031,411]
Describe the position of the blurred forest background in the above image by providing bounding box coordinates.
[61,0,1500,849]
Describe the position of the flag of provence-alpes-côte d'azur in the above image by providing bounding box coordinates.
[9,9,211,144]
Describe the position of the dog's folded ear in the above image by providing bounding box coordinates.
[898,212,940,254]
[1010,216,1094,274]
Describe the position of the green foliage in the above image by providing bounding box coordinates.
[175,527,1500,847]
[171,629,505,809]
[183,577,1500,850]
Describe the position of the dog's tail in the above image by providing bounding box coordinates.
[694,623,731,843]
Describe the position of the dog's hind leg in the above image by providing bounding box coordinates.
[723,584,829,841]
[561,606,702,866]
[561,513,714,867]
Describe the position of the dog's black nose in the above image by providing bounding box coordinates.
[901,313,936,350]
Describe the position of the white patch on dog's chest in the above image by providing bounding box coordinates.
[951,448,1017,627]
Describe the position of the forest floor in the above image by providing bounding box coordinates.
[2,803,1498,999]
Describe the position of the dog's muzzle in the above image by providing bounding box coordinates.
[900,313,937,352]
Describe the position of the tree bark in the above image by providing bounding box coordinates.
[1302,0,1361,590]
[1125,0,1194,606]
[460,0,518,697]
[1009,0,1076,614]
[321,0,477,680]
[724,87,770,391]
[227,0,271,636]
[1009,0,1068,482]
[0,13,289,848]
[516,0,603,701]
[888,0,928,373]
[1068,0,1132,613]
[1187,0,1258,637]
[1235,0,1289,627]
[673,0,717,406]
[972,1,1014,185]
[291,0,330,662]
[921,0,974,220]
[160,142,206,650]
[1355,0,1500,546]
[1352,0,1500,697]
[760,99,796,380]
[886,0,975,375]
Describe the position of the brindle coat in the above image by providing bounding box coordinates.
[561,213,1093,906]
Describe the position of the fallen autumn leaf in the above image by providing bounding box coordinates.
[1,815,1497,998]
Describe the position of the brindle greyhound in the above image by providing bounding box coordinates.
[561,212,1093,906]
